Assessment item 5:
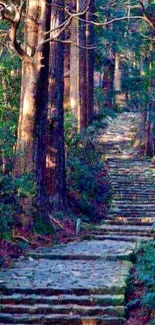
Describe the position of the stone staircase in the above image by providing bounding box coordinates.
[0,112,154,324]
[92,159,155,241]
[93,112,155,242]
[0,240,134,324]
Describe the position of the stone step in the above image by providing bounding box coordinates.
[26,252,133,262]
[110,204,155,208]
[111,196,155,201]
[107,213,155,219]
[0,294,125,307]
[109,173,154,176]
[0,314,125,324]
[111,186,154,190]
[107,158,151,161]
[0,286,127,296]
[0,304,126,317]
[109,208,155,213]
[109,170,152,173]
[111,194,155,199]
[95,225,154,232]
[111,187,155,191]
[111,182,155,187]
[93,231,153,238]
[112,198,155,202]
[110,179,155,182]
[109,205,155,214]
[109,171,154,174]
[112,193,155,197]
[0,259,131,296]
[91,235,153,242]
[109,209,155,214]
[26,240,135,262]
[104,218,155,226]
[110,180,155,184]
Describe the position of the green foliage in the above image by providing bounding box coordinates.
[64,112,77,147]
[65,113,110,220]
[34,214,54,235]
[94,88,117,117]
[0,172,37,239]
[0,53,21,169]
[135,241,155,318]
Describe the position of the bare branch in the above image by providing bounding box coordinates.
[138,0,155,30]
[0,1,31,60]
[75,14,148,26]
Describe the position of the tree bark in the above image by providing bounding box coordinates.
[102,57,115,109]
[46,0,66,211]
[14,0,51,225]
[114,53,122,106]
[34,0,51,222]
[64,45,70,109]
[70,0,88,131]
[86,0,95,125]
[14,0,39,176]
[132,46,155,157]
[70,1,80,120]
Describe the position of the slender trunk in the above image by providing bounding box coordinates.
[145,47,155,156]
[46,0,66,211]
[133,47,155,157]
[64,45,70,109]
[86,0,95,125]
[102,58,114,109]
[114,53,122,106]
[2,76,8,107]
[70,2,80,119]
[79,0,87,130]
[70,0,88,131]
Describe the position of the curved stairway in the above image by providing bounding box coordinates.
[0,112,154,324]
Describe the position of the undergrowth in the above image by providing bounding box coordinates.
[136,240,155,322]
[0,173,37,240]
[128,240,155,324]
[65,112,110,222]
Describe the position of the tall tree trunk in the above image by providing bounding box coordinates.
[114,53,122,106]
[64,45,70,109]
[79,0,87,131]
[102,58,114,109]
[46,0,66,211]
[14,0,39,176]
[144,46,155,156]
[14,0,51,225]
[70,1,80,121]
[132,46,155,157]
[86,0,95,125]
[70,0,88,131]
[34,0,51,223]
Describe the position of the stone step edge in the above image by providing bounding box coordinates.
[0,286,127,295]
[104,220,154,226]
[90,235,153,242]
[0,304,126,317]
[0,294,125,306]
[26,252,133,262]
[0,314,125,325]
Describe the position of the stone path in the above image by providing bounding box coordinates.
[0,112,154,324]
[95,112,155,241]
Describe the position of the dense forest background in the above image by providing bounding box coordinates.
[0,0,155,238]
